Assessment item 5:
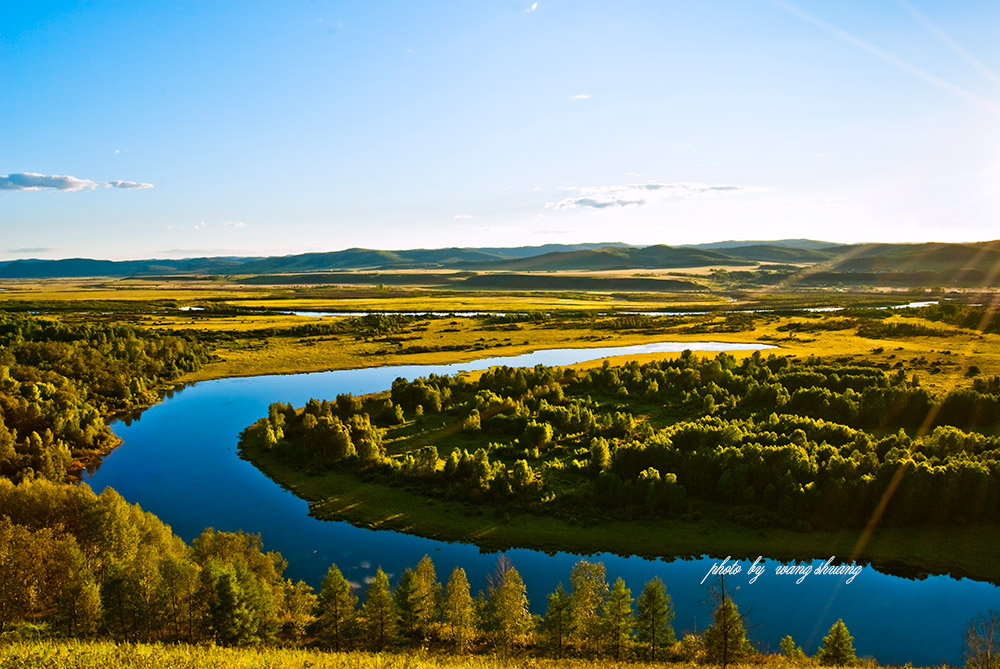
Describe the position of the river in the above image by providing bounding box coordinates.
[84,340,992,664]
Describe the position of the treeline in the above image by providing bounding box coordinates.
[0,480,858,663]
[0,478,297,645]
[0,312,211,482]
[244,351,1000,530]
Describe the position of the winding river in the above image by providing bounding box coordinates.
[85,341,995,665]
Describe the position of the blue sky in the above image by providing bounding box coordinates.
[2,1,1000,260]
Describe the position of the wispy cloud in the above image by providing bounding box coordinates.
[546,182,755,210]
[453,214,473,219]
[524,2,538,14]
[224,221,247,228]
[571,94,590,100]
[6,247,55,254]
[107,180,154,189]
[1,172,154,191]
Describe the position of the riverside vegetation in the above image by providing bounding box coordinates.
[2,283,1000,665]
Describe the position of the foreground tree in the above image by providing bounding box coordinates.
[635,576,675,661]
[966,611,1000,669]
[361,568,396,650]
[601,576,635,660]
[780,634,807,660]
[541,583,572,659]
[487,557,532,656]
[817,619,856,666]
[570,559,609,655]
[442,567,476,653]
[413,555,441,640]
[703,590,753,668]
[316,563,357,650]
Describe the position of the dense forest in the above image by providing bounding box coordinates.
[0,474,867,663]
[0,313,211,482]
[243,350,1000,531]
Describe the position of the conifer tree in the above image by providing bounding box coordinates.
[442,567,476,653]
[361,568,396,650]
[703,590,753,667]
[635,576,675,660]
[817,619,856,666]
[601,576,635,660]
[569,559,608,655]
[316,563,357,650]
[541,582,572,658]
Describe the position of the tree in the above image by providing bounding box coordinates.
[703,591,753,667]
[541,583,572,658]
[394,568,419,643]
[635,576,675,660]
[780,634,806,660]
[487,557,532,655]
[570,559,608,655]
[601,577,635,659]
[413,555,441,640]
[966,610,1000,669]
[442,567,476,653]
[817,619,856,665]
[282,579,316,646]
[316,563,357,650]
[361,567,396,650]
[816,620,858,667]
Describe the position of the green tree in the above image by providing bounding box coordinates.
[570,559,608,655]
[541,582,572,659]
[780,634,806,659]
[316,563,357,651]
[442,567,476,653]
[601,577,635,660]
[487,557,532,655]
[394,568,419,644]
[280,580,316,645]
[704,595,753,667]
[361,567,396,650]
[635,576,675,660]
[413,554,441,640]
[817,619,857,666]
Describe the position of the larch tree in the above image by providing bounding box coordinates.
[600,576,635,660]
[703,588,754,668]
[635,576,675,661]
[316,563,357,651]
[817,619,857,666]
[569,559,608,655]
[361,567,396,650]
[541,582,572,659]
[442,566,476,653]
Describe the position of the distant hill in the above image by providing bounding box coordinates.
[1,240,998,282]
[467,245,749,271]
[680,239,844,251]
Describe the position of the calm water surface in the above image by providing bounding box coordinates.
[85,341,991,665]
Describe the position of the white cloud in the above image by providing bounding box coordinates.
[0,172,98,191]
[453,214,473,219]
[224,221,247,228]
[0,172,154,191]
[524,2,538,13]
[571,94,590,100]
[546,181,757,210]
[107,180,154,189]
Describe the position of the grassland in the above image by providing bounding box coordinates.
[0,639,891,669]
